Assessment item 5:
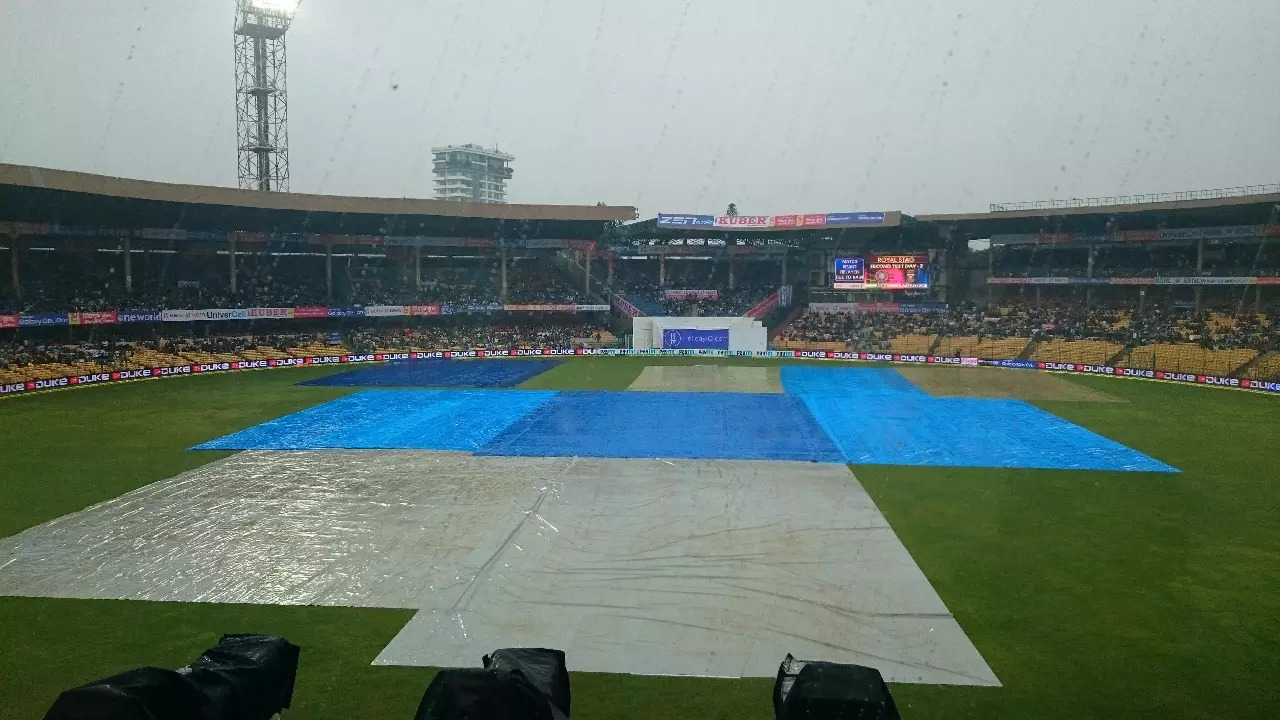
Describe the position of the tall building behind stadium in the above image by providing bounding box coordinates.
[431,144,515,203]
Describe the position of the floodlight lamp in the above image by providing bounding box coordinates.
[249,0,300,16]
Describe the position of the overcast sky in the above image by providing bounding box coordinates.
[1,0,1277,216]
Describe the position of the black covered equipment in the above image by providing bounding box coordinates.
[773,653,901,720]
[413,668,557,720]
[43,667,206,720]
[482,648,571,718]
[414,647,571,720]
[43,633,299,720]
[180,633,300,720]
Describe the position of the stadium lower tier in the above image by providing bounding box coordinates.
[5,332,1279,387]
[772,336,1278,379]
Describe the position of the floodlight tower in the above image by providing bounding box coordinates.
[234,0,298,192]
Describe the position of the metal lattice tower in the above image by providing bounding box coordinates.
[234,0,296,192]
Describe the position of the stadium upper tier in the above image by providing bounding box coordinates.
[0,163,636,238]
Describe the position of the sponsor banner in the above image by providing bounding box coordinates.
[960,357,980,366]
[574,304,610,312]
[657,214,715,227]
[1118,229,1159,243]
[294,305,330,318]
[664,289,719,301]
[327,307,365,318]
[989,234,1038,246]
[772,215,799,228]
[117,309,162,323]
[408,304,442,316]
[1152,276,1251,286]
[503,304,578,312]
[800,214,827,228]
[662,328,730,350]
[1158,226,1257,241]
[714,215,770,229]
[826,212,886,226]
[19,312,69,327]
[0,314,20,329]
[247,307,293,319]
[808,302,858,313]
[990,276,1274,286]
[996,359,1040,369]
[162,308,248,322]
[611,294,642,318]
[68,311,119,326]
[465,302,505,313]
[363,305,408,317]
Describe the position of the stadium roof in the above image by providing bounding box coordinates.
[918,192,1280,236]
[0,163,636,239]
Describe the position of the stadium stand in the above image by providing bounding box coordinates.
[776,302,1280,377]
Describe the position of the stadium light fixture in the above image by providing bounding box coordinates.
[248,0,300,17]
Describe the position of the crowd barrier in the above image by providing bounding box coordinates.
[3,348,1278,399]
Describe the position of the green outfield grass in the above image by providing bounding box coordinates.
[1,361,1278,719]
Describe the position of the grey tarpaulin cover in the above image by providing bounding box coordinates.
[483,648,571,718]
[773,654,901,720]
[43,666,206,720]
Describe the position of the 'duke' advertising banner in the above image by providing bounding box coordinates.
[662,328,730,350]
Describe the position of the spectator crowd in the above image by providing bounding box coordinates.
[778,301,1280,353]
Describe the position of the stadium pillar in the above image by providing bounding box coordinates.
[729,256,736,290]
[1085,244,1094,305]
[415,245,422,288]
[1257,284,1263,312]
[987,244,996,307]
[325,244,333,302]
[228,236,237,295]
[780,249,788,285]
[606,254,614,290]
[1035,285,1042,307]
[584,250,591,292]
[659,253,665,285]
[7,232,18,301]
[500,249,508,302]
[1194,238,1205,313]
[123,235,133,295]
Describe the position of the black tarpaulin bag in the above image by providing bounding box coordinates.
[181,633,300,720]
[43,666,206,720]
[772,654,900,720]
[482,648,571,718]
[414,667,558,720]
